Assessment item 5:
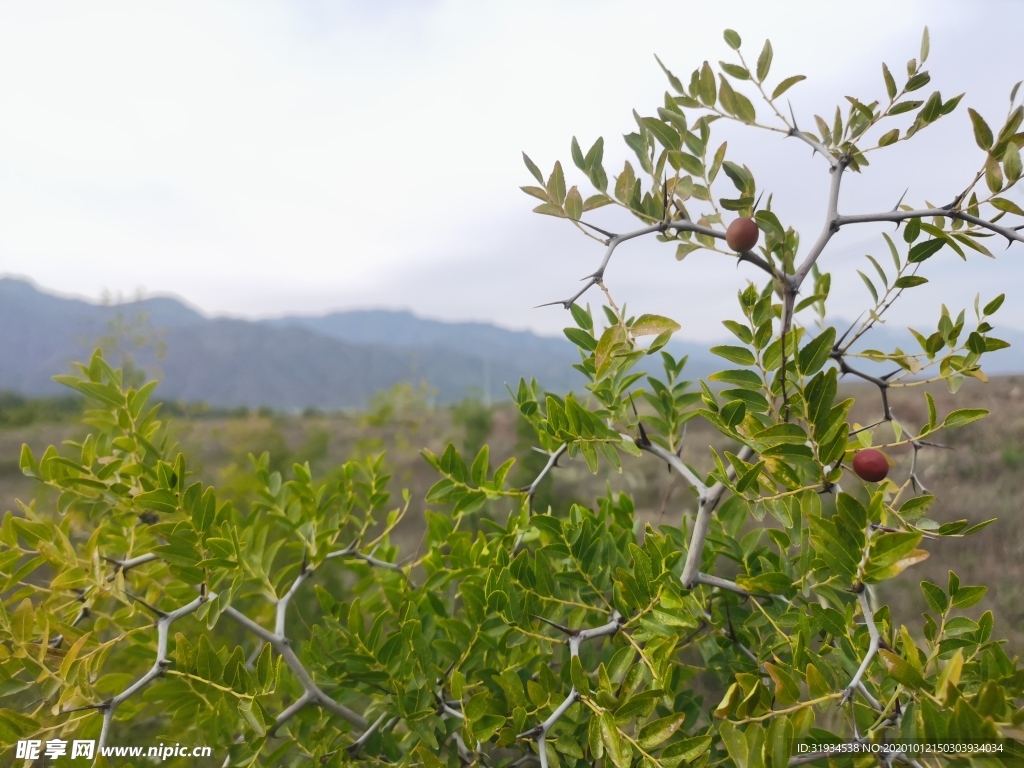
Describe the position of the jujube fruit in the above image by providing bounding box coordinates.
[726,217,759,252]
[852,448,889,482]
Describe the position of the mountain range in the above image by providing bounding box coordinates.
[1,277,1021,410]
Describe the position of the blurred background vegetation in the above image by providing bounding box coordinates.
[3,372,1022,649]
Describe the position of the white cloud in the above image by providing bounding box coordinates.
[1,0,1022,340]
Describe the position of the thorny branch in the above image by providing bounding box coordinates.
[517,612,623,768]
[72,537,413,760]
[94,593,210,751]
[843,588,883,704]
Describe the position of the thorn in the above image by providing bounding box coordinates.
[62,701,110,714]
[534,300,570,309]
[787,100,798,129]
[834,313,864,348]
[752,190,764,213]
[892,188,909,211]
[531,614,574,635]
[124,591,167,618]
[577,220,615,238]
[637,421,651,447]
[516,725,543,740]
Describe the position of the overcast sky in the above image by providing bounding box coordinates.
[1,1,1023,341]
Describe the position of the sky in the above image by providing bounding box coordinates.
[1,0,1023,342]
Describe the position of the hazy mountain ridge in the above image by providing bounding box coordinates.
[0,278,589,408]
[1,277,1022,409]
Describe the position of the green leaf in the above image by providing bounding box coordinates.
[523,152,544,183]
[968,108,993,150]
[135,489,179,514]
[878,128,900,147]
[547,162,566,205]
[882,63,897,100]
[952,585,987,609]
[638,713,686,750]
[723,29,742,50]
[570,655,590,696]
[991,196,1024,216]
[719,721,748,765]
[601,710,632,768]
[710,345,755,366]
[798,327,836,376]
[1004,141,1022,183]
[641,117,681,151]
[764,661,801,705]
[595,325,628,378]
[771,75,805,100]
[721,400,746,428]
[654,54,685,94]
[736,571,793,596]
[663,735,713,766]
[708,368,763,388]
[565,186,583,221]
[857,270,878,303]
[571,136,585,170]
[942,408,987,428]
[631,314,681,337]
[983,293,1005,315]
[890,99,923,115]
[922,580,948,614]
[675,242,701,260]
[18,444,37,477]
[894,275,928,288]
[880,649,926,689]
[583,193,612,211]
[908,238,944,263]
[533,202,566,218]
[699,61,717,106]
[570,302,593,331]
[756,39,773,82]
[906,71,931,92]
[720,62,750,80]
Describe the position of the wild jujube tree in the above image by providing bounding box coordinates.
[2,27,1024,768]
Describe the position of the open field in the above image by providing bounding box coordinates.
[3,374,1023,651]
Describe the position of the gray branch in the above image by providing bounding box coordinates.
[96,593,209,750]
[837,207,1024,247]
[680,445,755,590]
[220,605,367,730]
[842,589,882,704]
[518,612,622,768]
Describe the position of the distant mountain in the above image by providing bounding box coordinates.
[0,278,590,409]
[261,310,580,395]
[0,277,1021,410]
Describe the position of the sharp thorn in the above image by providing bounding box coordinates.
[893,187,909,211]
[531,614,573,634]
[637,422,651,447]
[577,220,615,238]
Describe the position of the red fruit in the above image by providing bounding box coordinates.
[726,217,759,252]
[852,448,889,482]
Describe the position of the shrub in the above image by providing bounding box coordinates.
[2,27,1023,767]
